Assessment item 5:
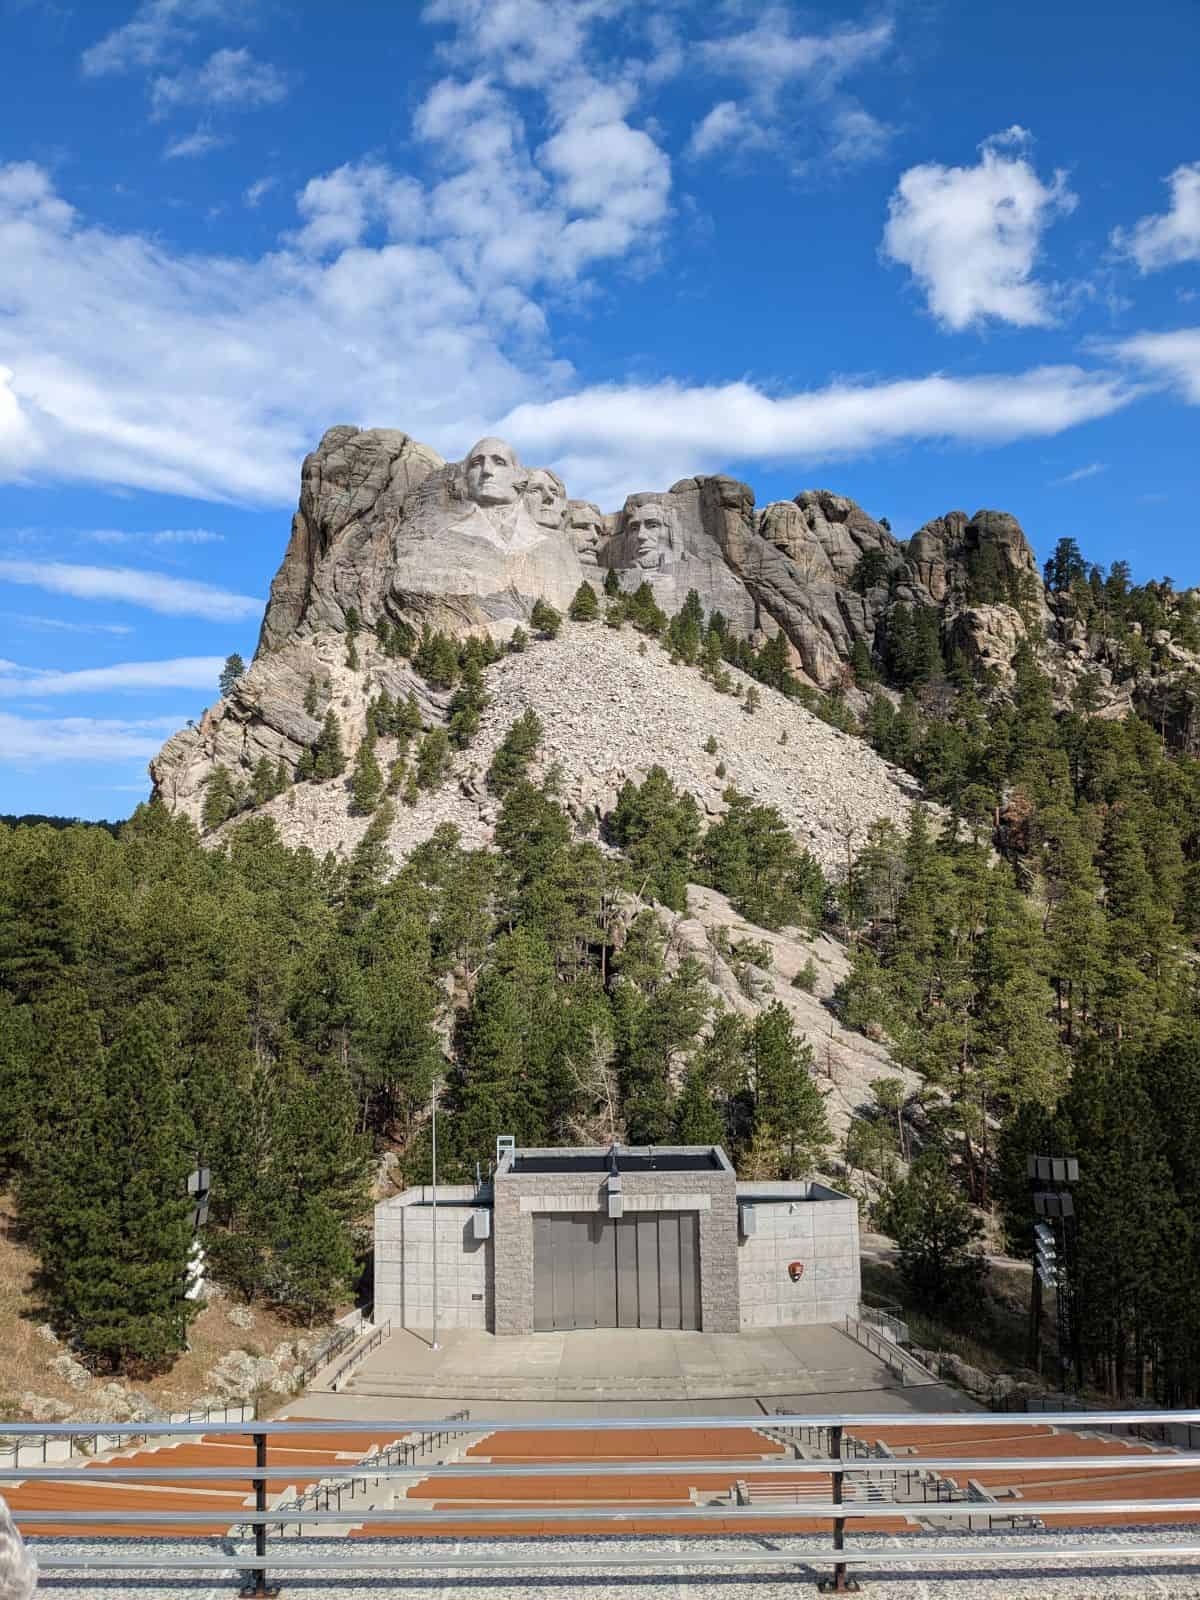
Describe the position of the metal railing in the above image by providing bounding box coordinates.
[5,1410,1200,1595]
[290,1321,359,1389]
[259,1408,470,1539]
[323,1318,391,1391]
[840,1314,937,1387]
[0,1398,253,1469]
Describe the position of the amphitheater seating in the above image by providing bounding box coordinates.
[11,1415,405,1540]
[845,1420,1200,1530]
[351,1425,916,1539]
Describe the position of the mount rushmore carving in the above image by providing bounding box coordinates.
[150,421,1046,820]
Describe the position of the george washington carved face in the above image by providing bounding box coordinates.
[464,437,527,507]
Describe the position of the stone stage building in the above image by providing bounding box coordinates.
[374,1144,860,1336]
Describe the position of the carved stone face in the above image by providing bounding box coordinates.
[623,500,674,569]
[568,501,606,565]
[526,467,567,531]
[465,437,526,507]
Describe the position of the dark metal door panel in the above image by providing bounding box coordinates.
[679,1211,700,1330]
[658,1213,682,1331]
[573,1214,597,1329]
[635,1213,660,1328]
[595,1214,618,1328]
[616,1214,639,1327]
[533,1214,555,1331]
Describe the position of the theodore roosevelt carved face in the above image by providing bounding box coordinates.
[464,437,527,507]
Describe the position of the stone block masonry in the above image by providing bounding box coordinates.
[735,1181,860,1329]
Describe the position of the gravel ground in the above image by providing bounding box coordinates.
[25,1529,1200,1600]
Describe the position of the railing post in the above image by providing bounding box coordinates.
[818,1424,859,1594]
[240,1431,279,1599]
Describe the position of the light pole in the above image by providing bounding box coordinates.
[431,1077,440,1352]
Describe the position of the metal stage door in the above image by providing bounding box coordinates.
[532,1211,700,1331]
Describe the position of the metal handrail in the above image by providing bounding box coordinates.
[840,1315,937,1386]
[323,1317,391,1390]
[8,1410,1200,1595]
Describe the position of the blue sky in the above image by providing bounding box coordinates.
[1,0,1198,820]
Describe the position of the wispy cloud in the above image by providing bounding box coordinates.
[1051,461,1108,485]
[151,47,289,117]
[244,175,276,208]
[0,711,185,764]
[81,527,226,545]
[81,0,248,77]
[1111,327,1200,403]
[0,559,260,621]
[0,610,134,636]
[0,656,224,696]
[163,126,228,160]
[500,366,1136,509]
[881,127,1076,331]
[685,9,894,168]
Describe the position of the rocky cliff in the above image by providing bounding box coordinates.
[150,423,1200,845]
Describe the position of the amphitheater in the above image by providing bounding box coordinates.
[7,1311,1200,1600]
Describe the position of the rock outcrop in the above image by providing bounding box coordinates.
[152,417,1188,835]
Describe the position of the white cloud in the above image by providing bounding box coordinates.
[151,47,288,116]
[687,9,894,167]
[244,176,276,208]
[163,127,227,160]
[1114,163,1200,273]
[1051,461,1107,485]
[686,102,757,160]
[498,365,1135,506]
[1112,327,1200,402]
[81,0,243,77]
[0,560,260,620]
[0,655,224,697]
[882,128,1076,330]
[0,711,184,764]
[0,611,134,636]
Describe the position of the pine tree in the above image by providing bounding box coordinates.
[32,1001,197,1371]
[350,730,383,814]
[509,626,529,653]
[749,1002,829,1178]
[568,582,600,621]
[304,674,320,717]
[530,598,561,638]
[877,1153,986,1316]
[312,711,346,780]
[415,727,451,790]
[603,567,620,597]
[202,765,237,831]
[609,766,700,911]
[219,653,246,697]
[250,756,277,808]
[447,659,489,747]
[487,709,543,795]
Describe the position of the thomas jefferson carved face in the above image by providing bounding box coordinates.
[623,500,675,569]
[526,467,567,531]
[465,437,526,507]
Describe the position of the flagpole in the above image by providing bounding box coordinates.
[431,1077,440,1352]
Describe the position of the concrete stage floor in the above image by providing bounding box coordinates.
[292,1321,973,1412]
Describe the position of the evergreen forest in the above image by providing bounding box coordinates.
[4,538,1200,1406]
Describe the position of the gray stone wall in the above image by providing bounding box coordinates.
[734,1182,860,1328]
[492,1150,740,1336]
[374,1187,492,1331]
